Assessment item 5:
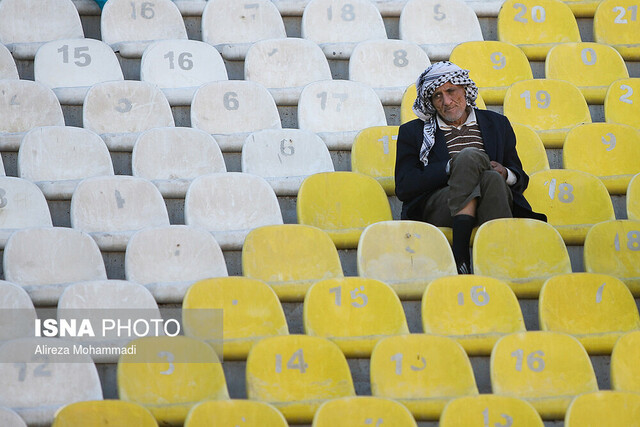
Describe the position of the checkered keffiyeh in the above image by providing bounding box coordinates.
[412,61,478,165]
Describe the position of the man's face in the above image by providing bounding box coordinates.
[431,82,468,126]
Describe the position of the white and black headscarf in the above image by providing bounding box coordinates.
[412,61,478,165]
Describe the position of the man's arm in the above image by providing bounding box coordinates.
[499,115,529,194]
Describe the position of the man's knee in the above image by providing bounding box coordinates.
[451,147,490,172]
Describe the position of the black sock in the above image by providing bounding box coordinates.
[452,214,475,273]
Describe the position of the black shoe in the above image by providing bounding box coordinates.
[457,262,471,275]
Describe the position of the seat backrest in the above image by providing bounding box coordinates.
[245,335,355,424]
[183,277,288,360]
[350,126,399,195]
[117,336,229,425]
[0,43,19,79]
[539,272,640,354]
[304,277,409,357]
[563,123,640,194]
[0,280,36,341]
[58,279,158,310]
[440,395,544,427]
[512,123,549,175]
[490,331,598,419]
[312,396,418,427]
[242,224,344,301]
[297,171,392,249]
[400,83,487,124]
[422,275,526,356]
[0,177,53,234]
[611,330,640,392]
[370,334,478,420]
[629,174,640,220]
[605,78,640,129]
[0,406,26,427]
[565,391,640,427]
[0,80,64,133]
[52,400,158,427]
[594,0,640,50]
[185,400,287,427]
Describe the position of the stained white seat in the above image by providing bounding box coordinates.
[0,407,26,427]
[0,177,52,248]
[0,44,19,79]
[0,281,36,343]
[132,127,226,198]
[241,128,334,196]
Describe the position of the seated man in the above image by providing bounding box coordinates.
[395,61,545,274]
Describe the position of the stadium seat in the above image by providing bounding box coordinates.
[3,227,107,305]
[201,0,287,61]
[83,80,175,151]
[604,78,640,128]
[191,80,281,151]
[18,126,114,200]
[0,43,19,79]
[298,80,387,150]
[497,0,581,60]
[610,330,640,392]
[545,42,629,104]
[297,171,392,248]
[101,0,187,59]
[246,335,355,423]
[70,175,170,251]
[440,394,544,427]
[242,224,344,301]
[140,39,228,106]
[241,128,334,196]
[594,0,640,60]
[52,400,158,427]
[118,336,229,425]
[349,39,431,104]
[34,38,124,105]
[400,83,487,124]
[0,407,26,427]
[304,277,408,357]
[399,0,484,61]
[539,272,640,354]
[490,331,598,419]
[131,127,226,198]
[524,169,615,244]
[356,220,457,299]
[182,277,288,360]
[423,275,526,356]
[0,177,52,248]
[0,80,64,151]
[0,337,103,426]
[312,396,418,427]
[0,0,83,60]
[0,281,37,342]
[472,218,572,298]
[565,391,640,427]
[350,126,399,195]
[125,225,229,303]
[301,0,387,59]
[503,79,591,148]
[512,123,550,175]
[450,41,533,105]
[562,123,640,194]
[370,334,478,420]
[584,219,640,296]
[245,38,332,106]
[629,173,640,220]
[184,172,283,250]
[185,400,287,427]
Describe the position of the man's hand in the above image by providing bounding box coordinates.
[490,161,508,180]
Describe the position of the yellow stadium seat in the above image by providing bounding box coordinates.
[351,126,399,195]
[545,42,629,103]
[565,391,640,427]
[117,336,229,425]
[422,276,526,356]
[242,224,344,301]
[629,173,640,220]
[594,0,640,60]
[472,218,572,298]
[563,123,640,194]
[357,220,457,299]
[513,123,550,175]
[185,400,288,427]
[498,0,581,60]
[605,77,640,129]
[491,331,598,419]
[297,172,392,249]
[503,79,591,148]
[400,84,486,124]
[440,394,544,427]
[312,396,418,427]
[246,335,355,424]
[370,334,478,420]
[182,277,288,360]
[524,169,616,244]
[610,330,640,392]
[450,41,533,104]
[303,277,408,357]
[539,272,640,354]
[52,400,158,427]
